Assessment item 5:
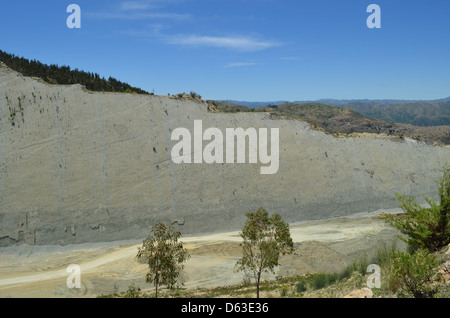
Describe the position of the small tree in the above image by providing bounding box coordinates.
[235,207,294,298]
[383,165,450,253]
[136,222,190,298]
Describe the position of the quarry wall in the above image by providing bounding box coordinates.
[0,66,449,246]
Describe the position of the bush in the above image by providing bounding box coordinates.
[373,242,403,292]
[295,280,307,293]
[280,287,288,297]
[382,165,450,253]
[308,264,357,291]
[189,91,202,100]
[392,248,440,298]
[338,265,353,281]
[351,256,371,276]
[310,273,339,290]
[124,284,141,298]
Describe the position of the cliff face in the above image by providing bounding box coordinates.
[0,65,449,246]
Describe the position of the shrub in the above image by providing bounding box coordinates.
[392,248,440,298]
[373,242,403,292]
[189,91,202,100]
[310,273,340,290]
[280,287,288,297]
[338,265,353,281]
[125,284,141,298]
[382,165,450,253]
[351,256,371,276]
[295,280,307,293]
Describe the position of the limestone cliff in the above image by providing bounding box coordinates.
[0,65,449,246]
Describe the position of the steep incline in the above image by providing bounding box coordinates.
[0,65,449,246]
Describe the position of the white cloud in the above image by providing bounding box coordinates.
[120,1,152,11]
[86,0,190,21]
[119,0,183,11]
[86,11,190,21]
[279,56,302,61]
[167,35,280,52]
[224,62,257,68]
[88,1,281,53]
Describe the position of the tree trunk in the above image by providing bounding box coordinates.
[256,272,261,298]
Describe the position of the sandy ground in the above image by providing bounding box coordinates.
[0,211,405,298]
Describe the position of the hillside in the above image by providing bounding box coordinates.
[209,101,450,145]
[222,98,450,127]
[341,101,450,126]
[0,50,150,95]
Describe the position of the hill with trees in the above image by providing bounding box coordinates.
[0,50,150,95]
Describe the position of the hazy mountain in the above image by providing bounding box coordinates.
[294,97,450,105]
[221,97,450,108]
[340,101,450,126]
[217,100,289,108]
[220,98,450,126]
[255,103,450,145]
[210,101,450,145]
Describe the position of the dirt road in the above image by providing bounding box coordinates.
[0,212,403,298]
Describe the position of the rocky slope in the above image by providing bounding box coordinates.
[0,64,449,247]
[212,101,450,145]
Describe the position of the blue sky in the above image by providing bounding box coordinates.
[1,0,449,101]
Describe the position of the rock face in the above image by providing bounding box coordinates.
[0,66,449,246]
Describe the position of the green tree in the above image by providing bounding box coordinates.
[136,222,190,298]
[235,207,294,298]
[383,165,450,253]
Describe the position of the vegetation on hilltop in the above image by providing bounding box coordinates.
[208,100,252,112]
[209,101,450,145]
[343,101,450,127]
[0,50,150,95]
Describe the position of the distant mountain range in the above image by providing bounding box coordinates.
[220,97,450,107]
[295,97,450,106]
[209,101,450,145]
[218,98,450,127]
[336,101,450,127]
[218,100,290,108]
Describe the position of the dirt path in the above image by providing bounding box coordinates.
[0,213,403,298]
